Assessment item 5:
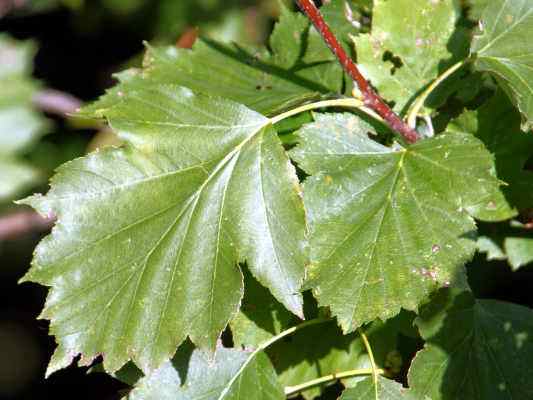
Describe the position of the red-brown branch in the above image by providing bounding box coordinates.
[0,210,55,241]
[176,27,199,49]
[33,89,83,117]
[295,0,419,144]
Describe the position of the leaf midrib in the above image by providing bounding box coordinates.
[346,152,406,329]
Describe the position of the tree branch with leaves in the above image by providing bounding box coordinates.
[6,0,533,398]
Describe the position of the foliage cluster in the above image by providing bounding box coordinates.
[2,0,533,398]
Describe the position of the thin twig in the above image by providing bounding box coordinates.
[359,328,379,400]
[294,0,419,143]
[219,318,329,398]
[284,367,384,397]
[32,89,83,117]
[270,97,367,124]
[406,60,466,128]
[0,210,55,241]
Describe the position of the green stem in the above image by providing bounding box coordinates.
[257,318,329,351]
[270,97,376,125]
[284,367,384,397]
[406,60,466,129]
[220,319,329,398]
[359,328,379,400]
[295,0,420,143]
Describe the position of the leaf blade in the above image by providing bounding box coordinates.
[471,0,533,130]
[291,113,505,332]
[408,290,533,399]
[340,376,414,400]
[22,84,307,374]
[354,0,464,114]
[126,343,284,400]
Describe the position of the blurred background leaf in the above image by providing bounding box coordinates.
[0,34,48,203]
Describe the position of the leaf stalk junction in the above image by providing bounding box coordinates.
[243,318,383,398]
[295,0,420,144]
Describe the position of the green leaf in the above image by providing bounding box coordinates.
[230,268,294,349]
[0,107,46,154]
[408,290,533,399]
[0,34,47,202]
[0,35,44,149]
[476,235,507,261]
[476,221,533,271]
[153,0,268,42]
[0,34,37,79]
[320,0,364,48]
[268,320,399,400]
[290,113,507,333]
[467,0,490,20]
[82,10,342,118]
[269,9,312,69]
[21,83,307,375]
[0,158,39,201]
[353,0,464,114]
[505,237,533,270]
[449,96,533,270]
[294,7,345,97]
[449,94,533,213]
[126,342,284,400]
[340,376,414,400]
[471,0,533,130]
